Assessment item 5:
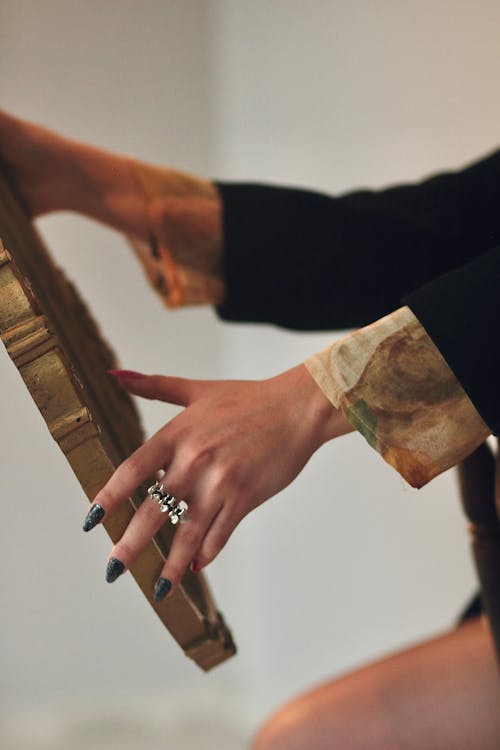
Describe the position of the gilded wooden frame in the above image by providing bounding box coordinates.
[0,169,236,671]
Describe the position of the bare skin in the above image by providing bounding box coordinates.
[0,109,216,225]
[251,617,500,750]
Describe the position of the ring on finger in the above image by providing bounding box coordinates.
[147,481,189,525]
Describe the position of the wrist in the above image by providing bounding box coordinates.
[304,367,353,446]
[278,364,353,451]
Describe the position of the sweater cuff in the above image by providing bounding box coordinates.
[126,232,225,308]
[125,160,225,309]
[305,306,490,488]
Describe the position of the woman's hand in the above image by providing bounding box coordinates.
[83,364,353,600]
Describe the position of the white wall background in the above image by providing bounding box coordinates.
[1,1,499,748]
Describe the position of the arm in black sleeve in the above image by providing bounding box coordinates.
[403,245,500,436]
[214,147,500,331]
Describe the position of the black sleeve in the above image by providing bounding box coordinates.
[402,245,500,436]
[214,147,500,435]
[214,148,500,331]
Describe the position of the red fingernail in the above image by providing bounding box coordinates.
[107,369,145,379]
[191,560,203,573]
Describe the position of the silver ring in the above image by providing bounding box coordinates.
[147,481,189,525]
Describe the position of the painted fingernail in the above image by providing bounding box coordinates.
[106,557,125,583]
[83,503,105,532]
[153,577,172,602]
[106,369,145,379]
[191,560,203,573]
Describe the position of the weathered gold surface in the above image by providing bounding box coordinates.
[0,168,236,670]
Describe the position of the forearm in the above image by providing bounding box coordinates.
[0,111,133,224]
[0,109,219,240]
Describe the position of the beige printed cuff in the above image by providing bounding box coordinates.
[305,306,490,488]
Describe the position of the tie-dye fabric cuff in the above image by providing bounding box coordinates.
[305,306,490,488]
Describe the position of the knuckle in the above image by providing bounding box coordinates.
[162,564,184,587]
[121,450,143,480]
[94,485,112,510]
[233,491,252,515]
[165,480,189,505]
[210,461,239,494]
[113,538,137,565]
[178,523,203,549]
[142,496,164,521]
[183,442,216,472]
[203,529,230,561]
[158,423,175,449]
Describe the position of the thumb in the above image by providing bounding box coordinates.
[107,369,200,406]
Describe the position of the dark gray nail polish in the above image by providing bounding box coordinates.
[83,503,105,532]
[106,557,125,583]
[154,577,172,603]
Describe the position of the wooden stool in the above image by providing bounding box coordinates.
[458,441,500,664]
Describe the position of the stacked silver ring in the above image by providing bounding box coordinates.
[147,481,188,525]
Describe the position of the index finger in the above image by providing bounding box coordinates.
[83,426,173,530]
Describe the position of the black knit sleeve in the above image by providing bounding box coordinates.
[402,245,500,436]
[214,148,500,331]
